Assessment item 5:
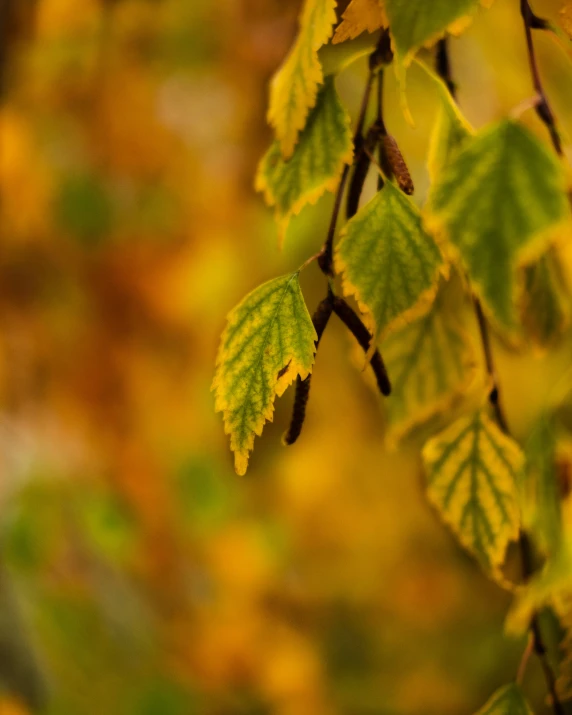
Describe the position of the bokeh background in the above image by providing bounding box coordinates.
[2,0,572,713]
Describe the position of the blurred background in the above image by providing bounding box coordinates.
[2,0,572,713]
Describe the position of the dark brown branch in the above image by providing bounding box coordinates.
[318,29,392,276]
[331,296,391,396]
[437,37,564,714]
[347,120,385,219]
[521,0,562,155]
[283,293,334,445]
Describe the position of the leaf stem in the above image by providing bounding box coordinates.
[521,0,562,155]
[436,37,564,714]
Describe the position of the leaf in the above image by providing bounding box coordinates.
[422,410,523,572]
[520,250,571,349]
[426,67,473,182]
[385,0,481,62]
[473,684,534,715]
[382,280,478,443]
[213,273,317,475]
[523,416,563,555]
[336,180,443,343]
[267,0,338,159]
[332,0,387,45]
[426,120,571,336]
[256,77,353,244]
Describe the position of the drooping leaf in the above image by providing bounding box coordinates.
[385,0,481,62]
[426,120,571,336]
[422,410,523,572]
[523,416,563,555]
[332,0,387,44]
[213,273,317,475]
[473,684,534,715]
[426,66,473,182]
[520,250,571,349]
[267,0,338,158]
[256,77,353,244]
[382,280,478,443]
[336,180,443,342]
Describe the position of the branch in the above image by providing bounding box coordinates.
[318,29,393,276]
[283,293,334,445]
[331,296,391,396]
[436,37,565,714]
[521,0,562,155]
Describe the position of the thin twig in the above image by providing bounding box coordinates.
[318,30,392,276]
[331,296,391,396]
[283,292,334,445]
[521,0,562,155]
[436,37,564,714]
[473,298,509,433]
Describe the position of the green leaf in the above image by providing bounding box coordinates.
[422,410,523,572]
[213,273,317,475]
[523,416,563,555]
[382,280,478,443]
[473,684,534,715]
[267,0,337,158]
[256,77,353,244]
[520,250,571,349]
[385,0,481,62]
[426,120,571,336]
[336,180,443,342]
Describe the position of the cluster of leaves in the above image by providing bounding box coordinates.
[214,0,572,710]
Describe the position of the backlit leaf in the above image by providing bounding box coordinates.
[426,69,473,182]
[422,410,523,572]
[523,416,562,555]
[474,684,534,715]
[332,0,387,45]
[336,180,443,342]
[382,280,478,443]
[256,77,353,244]
[520,250,571,349]
[385,0,480,62]
[426,120,571,336]
[267,0,338,158]
[213,273,317,475]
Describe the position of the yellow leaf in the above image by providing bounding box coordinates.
[268,0,338,159]
[332,0,387,45]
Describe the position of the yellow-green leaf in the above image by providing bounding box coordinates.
[213,273,317,475]
[426,120,571,336]
[382,280,478,443]
[523,416,563,555]
[520,249,572,349]
[426,68,473,182]
[336,180,443,342]
[422,410,523,572]
[268,0,338,158]
[256,77,353,244]
[332,0,387,44]
[385,0,480,62]
[474,684,534,715]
